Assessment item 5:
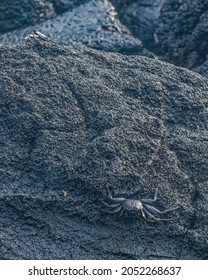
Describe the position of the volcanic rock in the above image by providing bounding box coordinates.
[0,0,151,56]
[0,38,207,259]
[157,0,208,69]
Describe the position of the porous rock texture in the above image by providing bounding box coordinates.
[0,0,151,57]
[194,61,208,79]
[0,0,56,34]
[157,0,208,69]
[0,39,208,259]
[0,0,89,34]
[111,0,208,77]
[110,0,165,53]
[52,0,89,14]
[2,0,208,78]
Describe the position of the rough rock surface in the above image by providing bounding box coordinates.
[0,0,56,34]
[0,38,208,259]
[110,0,208,76]
[194,61,208,78]
[0,0,151,56]
[52,0,89,14]
[2,0,208,78]
[157,0,208,69]
[0,0,89,34]
[111,0,165,53]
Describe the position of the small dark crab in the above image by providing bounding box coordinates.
[102,187,179,222]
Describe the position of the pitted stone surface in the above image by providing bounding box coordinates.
[0,41,207,259]
[0,0,151,56]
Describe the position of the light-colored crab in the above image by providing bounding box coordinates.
[25,30,56,44]
[103,186,179,222]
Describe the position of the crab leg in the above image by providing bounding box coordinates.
[140,189,158,204]
[119,209,124,216]
[102,201,122,208]
[143,208,173,221]
[102,205,122,213]
[140,207,150,221]
[106,186,126,203]
[143,204,179,215]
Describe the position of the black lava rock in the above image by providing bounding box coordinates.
[0,0,56,34]
[0,0,152,56]
[157,0,208,69]
[53,0,89,14]
[0,1,90,35]
[110,0,165,53]
[0,38,207,259]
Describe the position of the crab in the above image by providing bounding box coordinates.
[25,30,56,45]
[102,186,179,222]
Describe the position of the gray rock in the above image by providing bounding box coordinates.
[0,1,89,34]
[157,0,208,69]
[110,0,165,52]
[0,0,151,56]
[53,0,89,14]
[194,60,208,78]
[0,0,56,34]
[0,39,208,259]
